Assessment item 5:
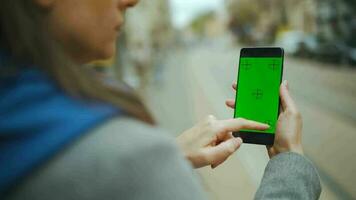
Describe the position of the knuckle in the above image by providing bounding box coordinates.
[236,117,246,123]
[213,122,224,132]
[207,115,216,120]
[201,153,212,164]
[226,144,236,154]
[223,141,237,154]
[205,115,217,127]
[236,117,246,127]
[286,109,302,120]
[205,115,216,123]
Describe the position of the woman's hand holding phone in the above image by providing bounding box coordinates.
[226,80,304,158]
[176,116,269,168]
[176,80,303,169]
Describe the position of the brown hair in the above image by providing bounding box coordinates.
[0,0,155,124]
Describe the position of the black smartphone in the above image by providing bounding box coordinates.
[233,47,284,145]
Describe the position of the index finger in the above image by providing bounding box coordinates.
[219,118,269,132]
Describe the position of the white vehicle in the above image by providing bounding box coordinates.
[275,31,318,57]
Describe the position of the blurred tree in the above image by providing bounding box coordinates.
[189,11,216,36]
[225,0,283,44]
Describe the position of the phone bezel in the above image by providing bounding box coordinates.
[233,47,284,145]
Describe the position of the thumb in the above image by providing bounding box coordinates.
[201,137,242,169]
[280,80,297,112]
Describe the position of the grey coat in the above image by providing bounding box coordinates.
[5,117,321,200]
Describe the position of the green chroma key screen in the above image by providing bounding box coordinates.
[234,57,283,134]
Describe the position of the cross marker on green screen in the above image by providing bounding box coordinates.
[241,61,252,70]
[252,89,263,100]
[269,60,279,71]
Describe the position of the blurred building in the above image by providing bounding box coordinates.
[185,10,228,39]
[315,0,355,43]
[281,0,317,33]
[120,0,173,88]
[226,0,355,45]
[225,0,262,44]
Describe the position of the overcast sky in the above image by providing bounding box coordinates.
[169,0,224,28]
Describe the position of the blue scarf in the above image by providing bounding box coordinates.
[0,51,120,194]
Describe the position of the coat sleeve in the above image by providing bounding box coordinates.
[255,152,322,200]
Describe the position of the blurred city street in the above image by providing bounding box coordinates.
[144,35,356,200]
[109,0,356,199]
[2,0,356,199]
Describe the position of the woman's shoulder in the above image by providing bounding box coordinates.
[94,117,174,141]
[91,117,176,151]
[85,117,179,159]
[5,117,190,200]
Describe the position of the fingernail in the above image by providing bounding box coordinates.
[285,80,290,89]
[236,137,243,144]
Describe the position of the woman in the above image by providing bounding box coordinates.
[0,0,321,199]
